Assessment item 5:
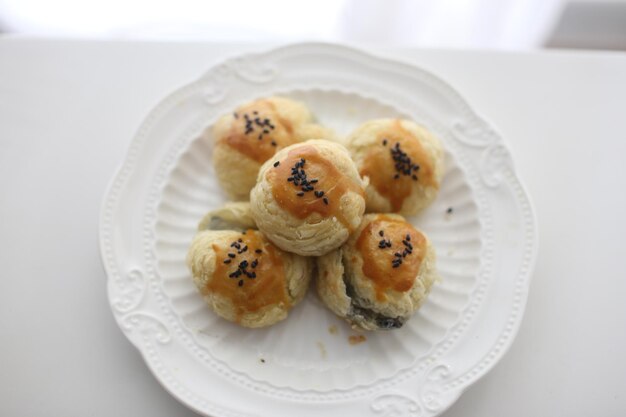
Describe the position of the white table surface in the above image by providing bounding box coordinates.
[1,38,625,417]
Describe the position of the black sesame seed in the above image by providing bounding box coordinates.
[394,174,400,179]
[247,271,256,279]
[229,270,241,278]
[323,197,329,205]
[258,134,263,140]
[239,260,248,268]
[379,230,384,237]
[255,249,263,254]
[228,253,236,258]
[386,241,392,248]
[394,252,402,257]
[392,263,401,268]
[263,129,269,134]
[238,280,244,286]
[224,259,231,264]
[447,207,453,214]
[271,141,277,147]
[406,234,411,241]
[251,259,258,268]
[382,139,388,146]
[390,141,423,180]
[296,191,304,197]
[287,177,294,182]
[310,179,318,184]
[273,161,280,167]
[314,190,324,198]
[238,238,243,242]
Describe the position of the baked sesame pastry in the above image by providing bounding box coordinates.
[346,119,444,215]
[250,140,367,257]
[187,203,313,328]
[316,213,438,330]
[211,96,336,200]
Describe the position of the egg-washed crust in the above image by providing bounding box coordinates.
[211,96,338,201]
[346,119,444,215]
[187,204,313,328]
[316,213,438,330]
[250,139,366,257]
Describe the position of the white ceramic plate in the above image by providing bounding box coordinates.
[100,43,537,417]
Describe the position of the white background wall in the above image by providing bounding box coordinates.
[0,0,566,49]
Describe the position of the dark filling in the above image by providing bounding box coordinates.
[207,215,255,232]
[208,216,238,230]
[344,274,406,330]
[350,303,406,330]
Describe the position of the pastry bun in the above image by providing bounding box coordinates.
[346,119,444,215]
[316,213,438,330]
[250,139,366,256]
[187,204,313,328]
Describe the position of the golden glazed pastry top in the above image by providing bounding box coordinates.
[355,215,427,301]
[202,230,290,322]
[187,224,314,328]
[267,144,365,232]
[359,120,437,212]
[347,118,444,215]
[218,99,299,164]
[250,139,367,257]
